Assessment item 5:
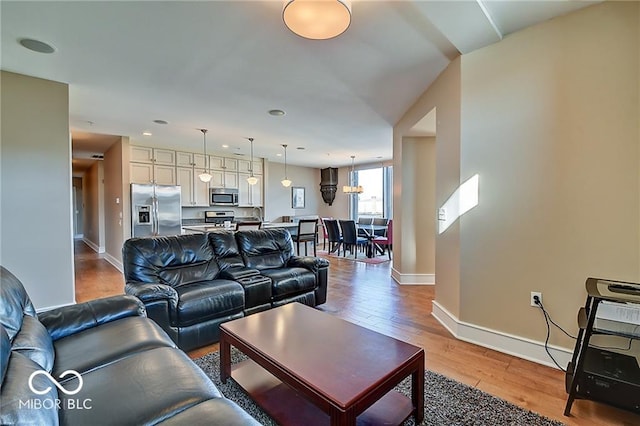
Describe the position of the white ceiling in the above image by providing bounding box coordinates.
[0,1,598,171]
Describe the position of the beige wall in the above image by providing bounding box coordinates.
[402,137,436,274]
[103,137,127,267]
[395,1,639,354]
[394,58,461,311]
[83,161,105,251]
[458,1,639,347]
[262,161,353,222]
[0,71,75,309]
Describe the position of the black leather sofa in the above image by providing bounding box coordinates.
[122,228,330,351]
[0,266,258,426]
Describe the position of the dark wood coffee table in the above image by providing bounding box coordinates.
[220,303,424,425]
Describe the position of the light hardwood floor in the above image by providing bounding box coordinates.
[74,240,639,425]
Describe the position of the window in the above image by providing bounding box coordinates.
[349,166,393,220]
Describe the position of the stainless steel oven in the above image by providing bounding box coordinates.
[210,188,239,206]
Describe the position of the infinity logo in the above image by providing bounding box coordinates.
[28,370,83,396]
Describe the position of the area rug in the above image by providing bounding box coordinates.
[193,351,564,426]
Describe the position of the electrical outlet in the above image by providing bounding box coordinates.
[530,292,542,307]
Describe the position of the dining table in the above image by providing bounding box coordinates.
[357,224,388,258]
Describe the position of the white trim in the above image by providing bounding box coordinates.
[432,300,572,370]
[391,268,435,285]
[82,238,105,254]
[36,301,76,313]
[103,252,123,273]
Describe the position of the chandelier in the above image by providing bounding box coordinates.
[342,155,363,194]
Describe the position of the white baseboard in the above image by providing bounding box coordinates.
[432,300,572,370]
[82,238,105,253]
[103,252,123,273]
[391,268,435,285]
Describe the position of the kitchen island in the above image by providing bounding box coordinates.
[182,222,298,234]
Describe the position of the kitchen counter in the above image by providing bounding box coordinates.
[182,222,298,234]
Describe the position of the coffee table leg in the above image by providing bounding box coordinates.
[220,333,231,384]
[413,358,425,423]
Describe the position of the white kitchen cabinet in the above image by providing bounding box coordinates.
[130,163,176,185]
[238,159,263,175]
[210,170,238,189]
[177,167,210,207]
[177,152,207,169]
[209,155,237,172]
[131,146,175,165]
[238,173,263,207]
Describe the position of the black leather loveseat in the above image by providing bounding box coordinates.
[0,266,258,426]
[122,228,329,351]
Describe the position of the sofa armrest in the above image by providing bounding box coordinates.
[125,282,178,306]
[287,256,330,273]
[37,295,146,341]
[218,267,261,281]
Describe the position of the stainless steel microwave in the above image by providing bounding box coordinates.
[210,188,239,206]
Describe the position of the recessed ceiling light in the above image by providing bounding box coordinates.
[268,109,286,116]
[222,144,229,148]
[153,119,168,125]
[376,156,383,159]
[276,153,282,157]
[296,147,305,150]
[19,38,55,54]
[143,131,152,136]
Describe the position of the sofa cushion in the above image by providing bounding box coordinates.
[0,325,9,384]
[123,234,221,287]
[175,280,244,327]
[207,231,246,270]
[11,315,54,372]
[157,398,260,426]
[235,229,295,270]
[0,352,59,426]
[58,346,222,426]
[0,266,37,340]
[260,268,317,298]
[51,316,176,379]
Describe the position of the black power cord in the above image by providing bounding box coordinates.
[534,296,567,371]
[534,296,634,370]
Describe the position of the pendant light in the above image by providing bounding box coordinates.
[198,129,212,183]
[246,138,258,185]
[342,155,363,194]
[281,144,292,187]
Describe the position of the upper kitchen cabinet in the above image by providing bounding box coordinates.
[238,159,263,175]
[176,151,206,169]
[130,146,175,165]
[130,163,176,185]
[209,155,238,172]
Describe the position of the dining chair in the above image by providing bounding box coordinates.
[372,218,389,237]
[320,217,332,250]
[373,219,393,259]
[357,217,373,237]
[235,221,262,231]
[324,219,342,256]
[295,218,318,256]
[339,220,368,259]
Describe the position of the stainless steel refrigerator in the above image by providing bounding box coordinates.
[131,184,182,237]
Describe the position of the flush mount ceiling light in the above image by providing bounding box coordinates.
[283,0,352,40]
[246,138,258,185]
[198,129,212,183]
[19,38,55,54]
[281,144,292,187]
[343,155,363,194]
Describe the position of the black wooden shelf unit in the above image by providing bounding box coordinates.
[564,277,640,415]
